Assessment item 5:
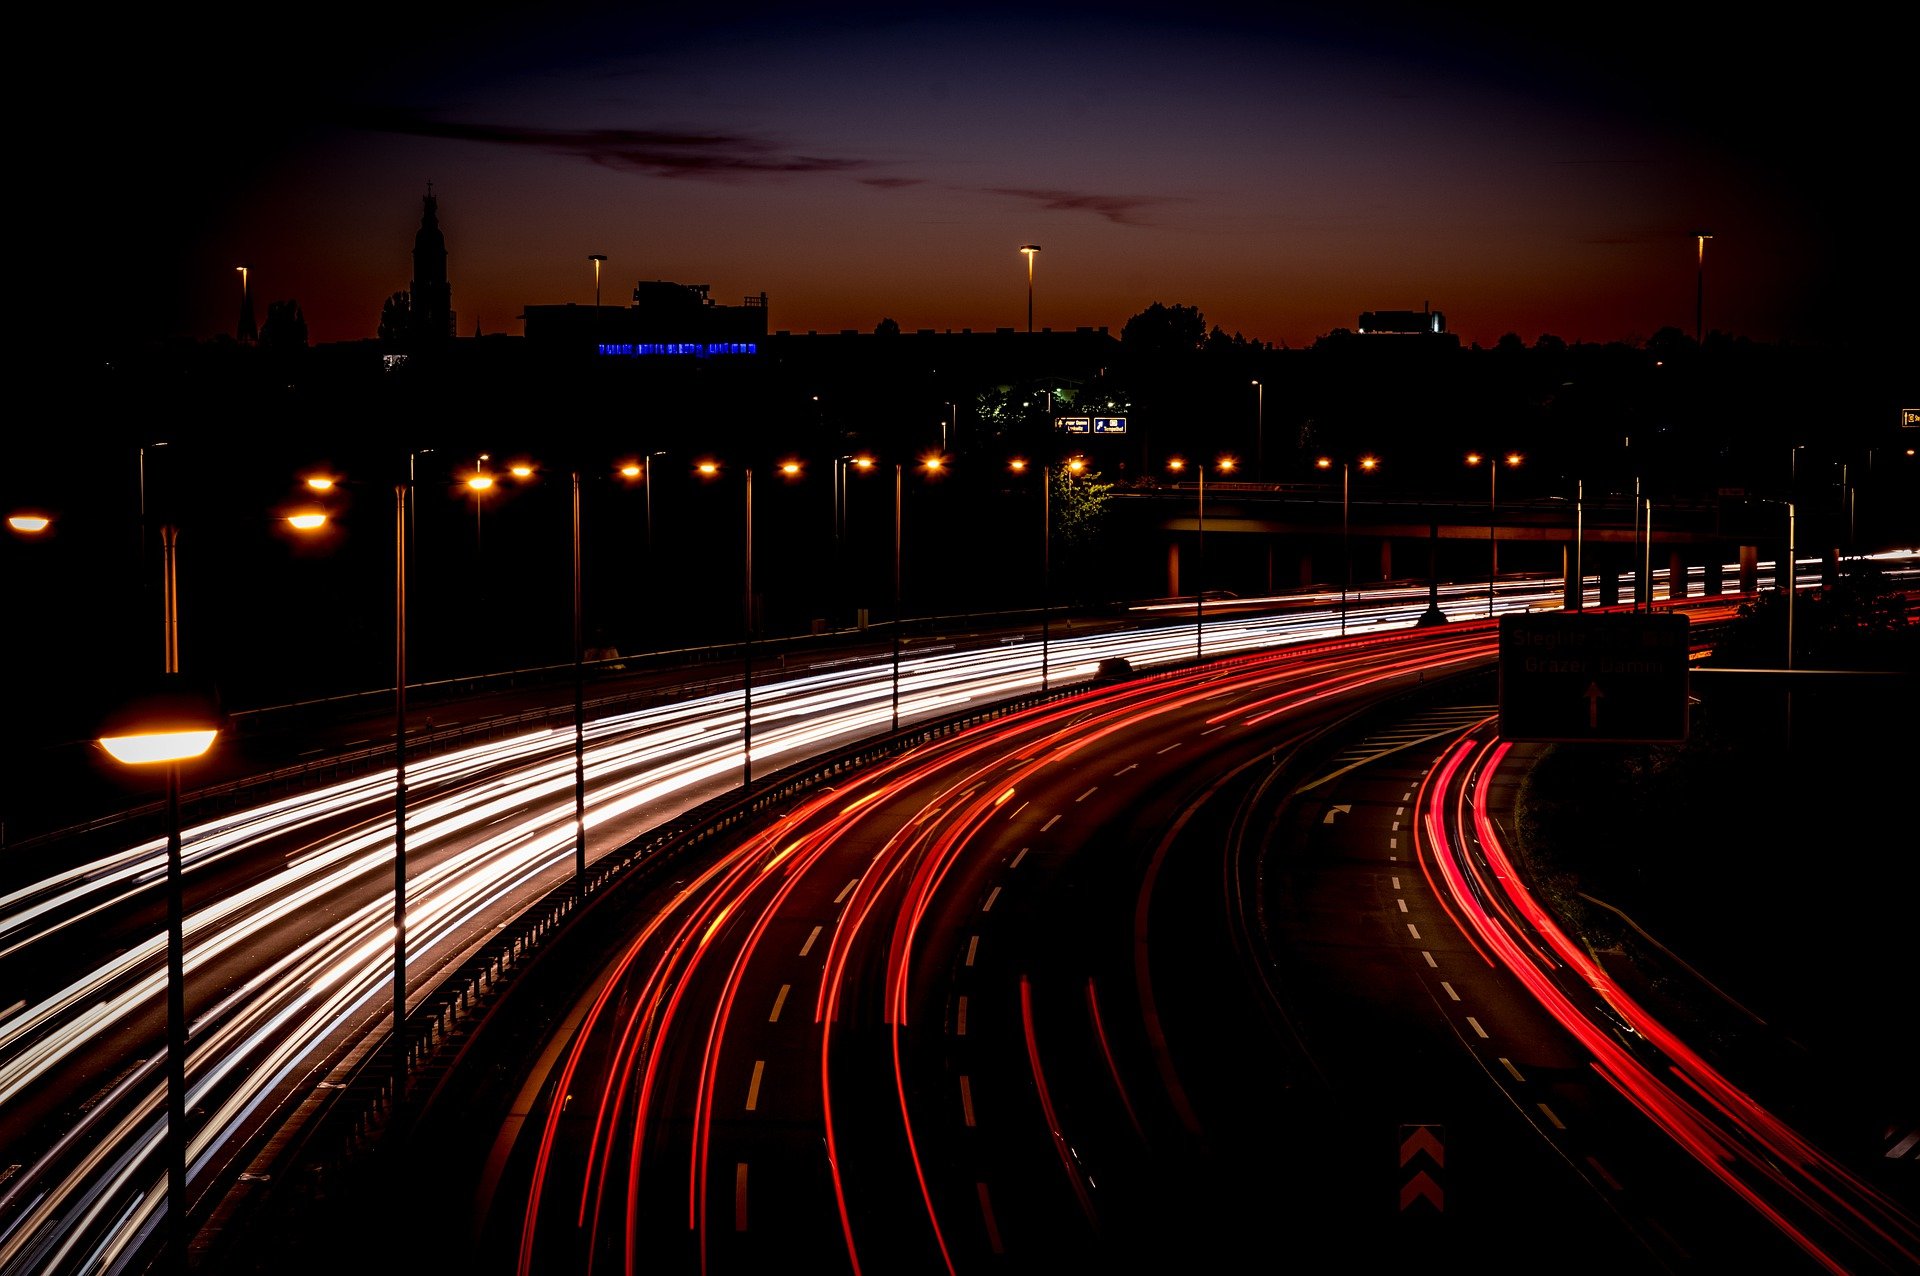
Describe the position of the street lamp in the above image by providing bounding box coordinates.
[1694,230,1712,344]
[1019,245,1040,333]
[1465,451,1522,618]
[95,522,222,1274]
[1252,380,1264,480]
[1316,455,1379,635]
[589,254,606,309]
[1169,455,1233,659]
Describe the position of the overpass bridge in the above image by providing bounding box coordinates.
[1115,481,1832,608]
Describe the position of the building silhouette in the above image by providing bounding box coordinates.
[410,187,454,344]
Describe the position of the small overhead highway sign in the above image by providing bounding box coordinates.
[1499,612,1690,743]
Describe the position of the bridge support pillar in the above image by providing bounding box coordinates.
[1740,544,1759,593]
[1167,541,1181,598]
[1299,550,1315,588]
[1704,556,1723,596]
[1822,546,1839,589]
[1669,549,1689,599]
[1378,538,1392,583]
[1599,566,1620,607]
[1774,547,1793,592]
[1562,545,1579,609]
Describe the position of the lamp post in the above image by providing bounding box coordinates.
[1170,456,1232,659]
[1316,455,1379,635]
[1251,380,1263,480]
[1466,451,1521,618]
[1019,245,1040,333]
[96,523,221,1275]
[1574,477,1585,611]
[1694,230,1712,344]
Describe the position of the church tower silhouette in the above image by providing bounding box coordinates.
[410,185,453,344]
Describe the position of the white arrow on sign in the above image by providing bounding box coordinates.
[1584,680,1605,728]
[1324,804,1352,824]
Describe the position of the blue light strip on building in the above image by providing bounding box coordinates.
[597,342,759,358]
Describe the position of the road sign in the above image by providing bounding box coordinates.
[1092,415,1128,434]
[1398,1123,1445,1214]
[1055,415,1091,434]
[1499,612,1690,743]
[1902,407,1919,429]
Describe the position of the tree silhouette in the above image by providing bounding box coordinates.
[874,317,901,336]
[378,291,412,345]
[259,299,308,350]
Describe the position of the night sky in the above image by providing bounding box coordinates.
[51,2,1909,356]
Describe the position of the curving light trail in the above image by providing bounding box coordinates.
[1,550,1911,1274]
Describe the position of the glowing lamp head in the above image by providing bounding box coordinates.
[1359,456,1379,471]
[1316,457,1332,470]
[466,474,494,492]
[619,463,642,479]
[1066,458,1085,474]
[1009,458,1028,473]
[1167,457,1186,473]
[1217,458,1236,473]
[509,464,533,479]
[1465,452,1484,467]
[853,456,875,471]
[97,676,224,767]
[305,475,335,492]
[8,513,50,534]
[780,461,802,476]
[287,512,328,531]
[922,456,944,473]
[1505,452,1523,467]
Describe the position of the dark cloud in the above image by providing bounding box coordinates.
[859,177,925,188]
[347,109,874,180]
[982,187,1168,226]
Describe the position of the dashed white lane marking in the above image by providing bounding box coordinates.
[1201,725,1226,735]
[1396,899,1408,913]
[1499,1057,1525,1082]
[1538,1103,1566,1130]
[799,925,823,957]
[965,935,980,967]
[1397,806,1405,815]
[1390,876,1400,889]
[1113,763,1138,776]
[1888,1130,1920,1159]
[956,996,970,1036]
[1389,837,1398,850]
[1076,787,1098,803]
[982,887,1002,913]
[745,1060,766,1110]
[1041,814,1062,832]
[1006,801,1029,820]
[1441,981,1460,1001]
[960,1075,977,1127]
[735,1163,750,1232]
[977,1183,1004,1254]
[1157,743,1182,755]
[1391,820,1400,831]
[1466,1017,1489,1039]
[1010,847,1029,868]
[1421,951,1437,968]
[834,879,858,904]
[1406,924,1421,940]
[769,984,790,1023]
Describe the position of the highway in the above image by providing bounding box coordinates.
[0,552,1911,1274]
